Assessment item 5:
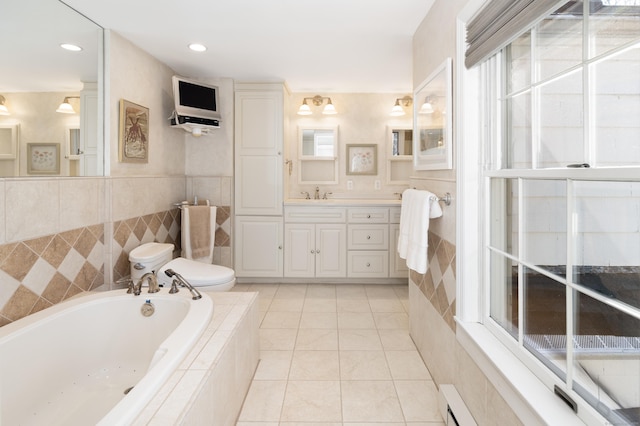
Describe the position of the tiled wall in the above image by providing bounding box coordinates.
[0,224,105,326]
[410,231,457,332]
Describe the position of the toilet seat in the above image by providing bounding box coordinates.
[157,257,235,291]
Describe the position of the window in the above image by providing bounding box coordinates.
[483,1,640,424]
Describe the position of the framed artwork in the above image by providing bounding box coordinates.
[346,144,377,175]
[27,143,60,174]
[413,57,453,170]
[119,99,149,163]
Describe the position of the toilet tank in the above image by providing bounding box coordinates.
[129,243,174,280]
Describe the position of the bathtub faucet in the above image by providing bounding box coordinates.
[133,272,160,296]
[164,269,202,300]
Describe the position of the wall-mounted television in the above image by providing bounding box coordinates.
[170,76,221,132]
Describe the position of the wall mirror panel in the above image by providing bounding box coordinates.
[0,0,104,177]
[387,125,413,184]
[298,126,339,184]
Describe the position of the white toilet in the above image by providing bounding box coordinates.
[128,206,235,292]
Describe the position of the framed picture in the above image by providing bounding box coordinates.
[119,99,149,163]
[27,143,60,174]
[413,57,453,170]
[346,144,377,175]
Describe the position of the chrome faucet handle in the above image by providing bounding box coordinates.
[322,192,333,200]
[300,191,310,199]
[115,276,135,293]
[314,186,320,199]
[169,279,180,294]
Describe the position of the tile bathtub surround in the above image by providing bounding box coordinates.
[410,231,456,332]
[237,283,445,425]
[0,224,105,326]
[133,291,260,425]
[111,205,232,282]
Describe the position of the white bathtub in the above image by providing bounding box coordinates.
[0,288,213,426]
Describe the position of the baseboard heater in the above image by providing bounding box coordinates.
[438,384,477,426]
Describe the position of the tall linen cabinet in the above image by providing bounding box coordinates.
[234,83,289,278]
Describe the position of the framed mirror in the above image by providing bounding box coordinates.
[298,126,338,184]
[387,125,413,184]
[413,57,453,170]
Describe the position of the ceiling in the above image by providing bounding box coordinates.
[61,0,434,93]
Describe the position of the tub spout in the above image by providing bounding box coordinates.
[164,269,202,300]
[133,273,160,296]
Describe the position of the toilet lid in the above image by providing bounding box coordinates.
[158,257,235,286]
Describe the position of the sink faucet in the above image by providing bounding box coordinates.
[300,191,310,199]
[314,186,320,199]
[164,269,202,300]
[133,272,160,296]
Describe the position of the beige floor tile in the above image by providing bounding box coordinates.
[295,328,338,350]
[369,298,406,313]
[338,312,376,329]
[260,328,298,351]
[269,298,305,312]
[305,284,337,298]
[274,284,308,298]
[300,311,338,329]
[237,380,287,422]
[340,350,392,380]
[260,311,302,328]
[341,380,405,422]
[394,380,441,422]
[289,350,340,380]
[280,381,342,422]
[336,284,367,299]
[253,350,293,380]
[373,311,409,329]
[385,350,432,380]
[338,329,383,351]
[378,329,417,351]
[303,298,338,312]
[337,298,372,313]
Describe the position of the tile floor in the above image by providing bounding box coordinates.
[233,283,445,425]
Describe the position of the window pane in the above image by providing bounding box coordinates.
[536,2,584,82]
[489,251,519,339]
[589,0,640,59]
[593,45,640,166]
[506,31,531,94]
[523,267,567,380]
[523,180,567,278]
[573,181,640,310]
[539,70,584,168]
[505,92,532,169]
[572,291,640,425]
[490,178,519,257]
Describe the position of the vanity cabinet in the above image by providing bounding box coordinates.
[235,216,283,277]
[284,207,346,278]
[346,207,390,278]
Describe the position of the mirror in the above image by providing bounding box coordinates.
[300,127,337,158]
[298,126,338,184]
[387,126,413,184]
[0,0,104,177]
[413,57,453,170]
[390,128,413,156]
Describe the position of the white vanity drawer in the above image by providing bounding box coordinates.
[348,224,388,250]
[348,251,389,277]
[285,207,346,223]
[347,208,389,223]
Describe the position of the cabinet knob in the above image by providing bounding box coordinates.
[316,250,320,254]
[310,250,315,254]
[366,262,371,267]
[278,245,282,250]
[367,235,371,240]
[367,214,371,218]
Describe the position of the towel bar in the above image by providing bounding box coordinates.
[430,192,452,206]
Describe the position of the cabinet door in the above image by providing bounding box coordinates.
[316,224,346,278]
[235,216,283,277]
[284,224,315,277]
[234,89,283,215]
[389,224,408,278]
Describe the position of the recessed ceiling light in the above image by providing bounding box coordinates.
[188,43,207,52]
[60,43,82,52]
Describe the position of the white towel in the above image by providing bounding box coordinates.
[398,189,442,274]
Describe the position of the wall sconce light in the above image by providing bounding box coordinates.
[297,95,337,115]
[419,97,434,114]
[389,95,412,116]
[0,95,10,116]
[56,96,80,114]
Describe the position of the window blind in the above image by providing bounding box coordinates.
[465,0,563,68]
